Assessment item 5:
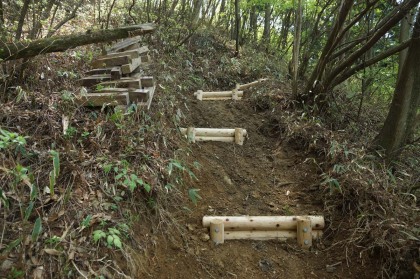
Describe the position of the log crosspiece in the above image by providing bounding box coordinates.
[180,128,248,145]
[193,90,243,101]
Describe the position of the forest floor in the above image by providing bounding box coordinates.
[2,30,417,279]
[134,89,379,278]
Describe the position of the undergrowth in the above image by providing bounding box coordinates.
[251,78,419,277]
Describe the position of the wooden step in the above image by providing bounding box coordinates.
[180,127,247,145]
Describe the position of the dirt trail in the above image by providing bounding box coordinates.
[141,90,371,278]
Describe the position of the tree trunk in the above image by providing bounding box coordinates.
[398,11,415,79]
[234,0,240,55]
[374,12,420,158]
[0,23,156,61]
[105,0,117,29]
[30,0,56,39]
[292,0,302,97]
[302,0,354,105]
[250,5,258,41]
[0,0,4,33]
[192,0,203,25]
[262,3,271,48]
[280,9,292,50]
[47,0,84,37]
[15,0,31,40]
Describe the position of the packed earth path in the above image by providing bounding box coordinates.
[138,85,376,278]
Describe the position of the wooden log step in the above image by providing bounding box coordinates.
[202,216,325,230]
[79,74,111,87]
[98,78,141,89]
[194,90,244,101]
[75,92,129,106]
[224,230,323,241]
[180,128,247,145]
[91,55,132,68]
[200,97,243,101]
[180,128,247,137]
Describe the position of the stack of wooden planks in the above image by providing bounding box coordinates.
[77,36,155,109]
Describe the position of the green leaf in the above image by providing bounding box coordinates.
[30,184,38,201]
[103,164,113,175]
[81,215,92,227]
[4,238,22,253]
[24,201,34,221]
[50,150,60,177]
[108,227,120,235]
[49,170,55,196]
[107,235,114,246]
[143,183,151,193]
[32,217,42,242]
[188,189,202,205]
[0,188,9,208]
[93,230,106,242]
[113,236,122,249]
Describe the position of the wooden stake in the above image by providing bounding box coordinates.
[297,217,312,249]
[234,128,245,145]
[195,90,203,101]
[210,220,224,244]
[202,216,325,230]
[187,127,196,143]
[62,115,69,135]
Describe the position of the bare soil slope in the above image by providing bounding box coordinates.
[139,89,377,278]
